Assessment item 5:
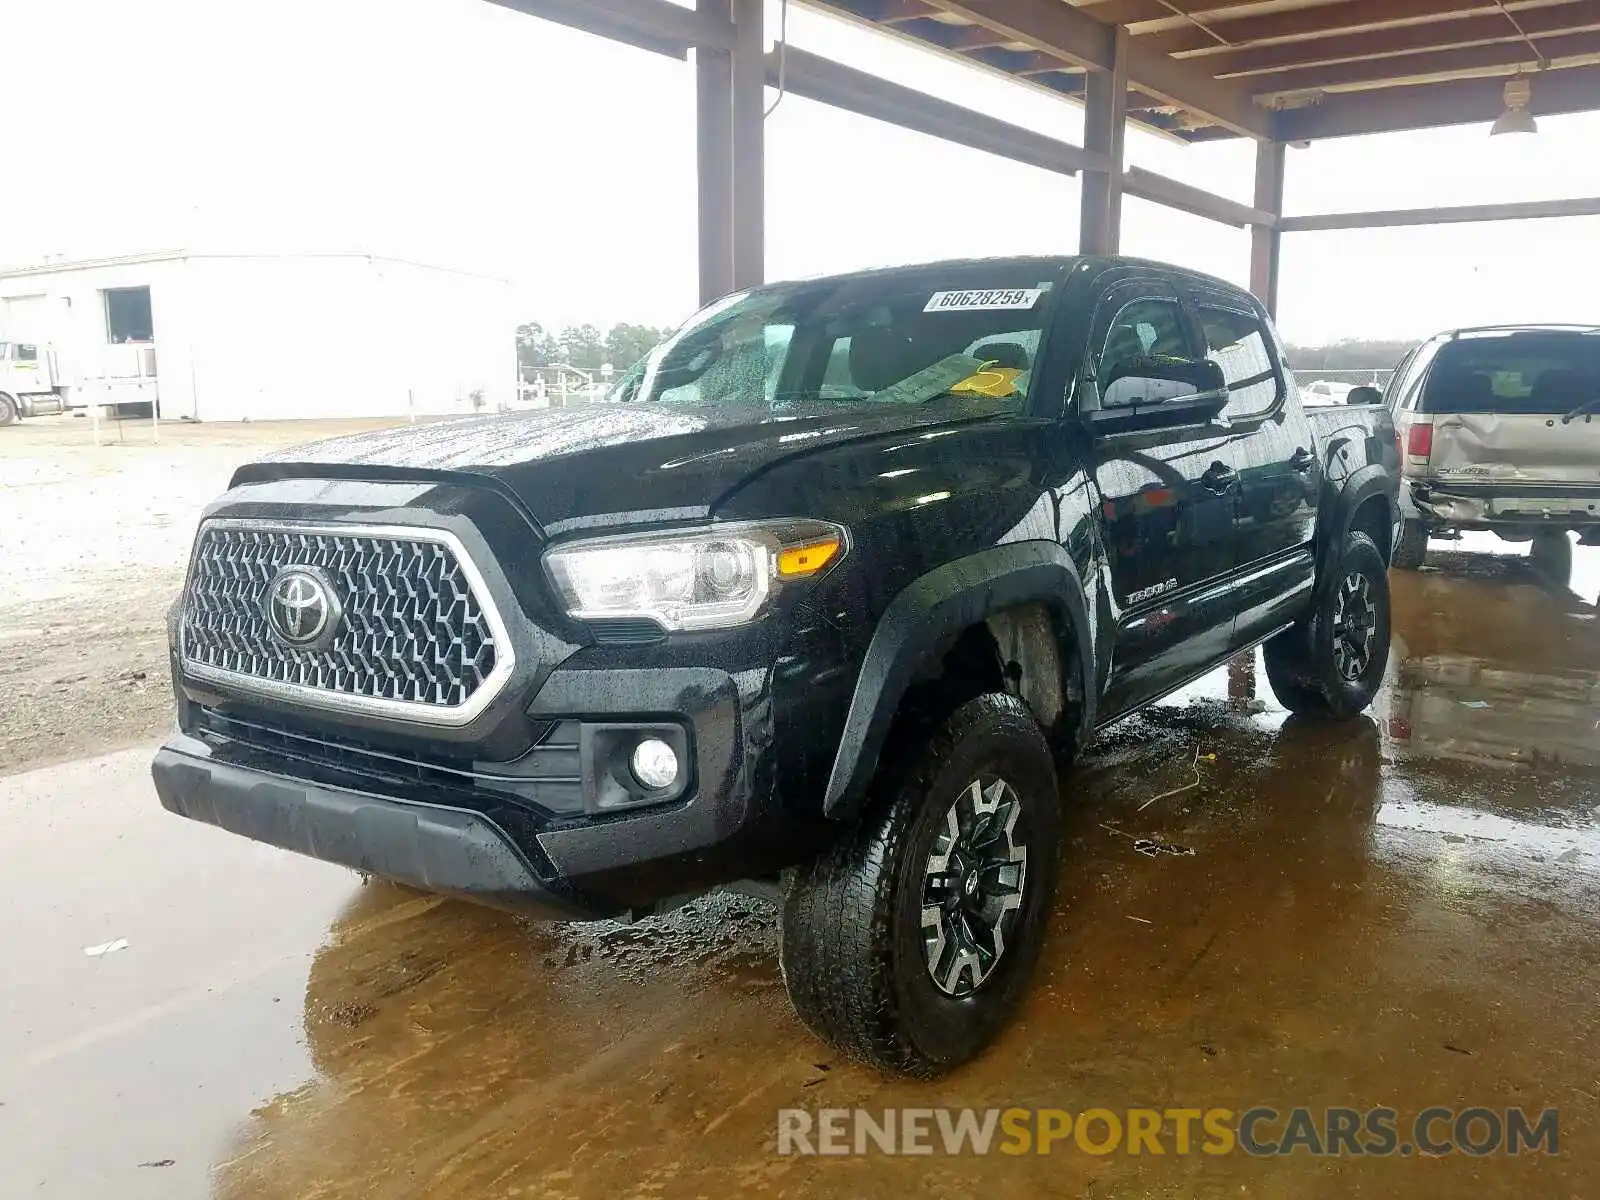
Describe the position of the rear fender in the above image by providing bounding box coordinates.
[1318,464,1397,587]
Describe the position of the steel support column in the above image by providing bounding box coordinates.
[730,0,765,290]
[1079,26,1128,255]
[695,0,735,305]
[1277,195,1600,232]
[1250,139,1285,317]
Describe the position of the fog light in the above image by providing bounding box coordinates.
[630,738,680,790]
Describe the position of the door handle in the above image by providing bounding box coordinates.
[1201,462,1238,494]
[1290,447,1316,472]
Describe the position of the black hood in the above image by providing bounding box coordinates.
[237,403,986,534]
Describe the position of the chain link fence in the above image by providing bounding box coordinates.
[511,365,615,409]
[1291,368,1394,404]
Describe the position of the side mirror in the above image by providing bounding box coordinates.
[1088,356,1228,434]
[1346,385,1384,406]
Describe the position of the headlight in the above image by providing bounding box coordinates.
[544,519,846,631]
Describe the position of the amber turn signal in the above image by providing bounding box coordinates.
[777,538,842,578]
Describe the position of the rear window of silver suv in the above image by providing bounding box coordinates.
[1420,332,1600,415]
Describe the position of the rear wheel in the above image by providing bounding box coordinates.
[1392,518,1428,570]
[0,393,18,426]
[1530,531,1573,588]
[1264,530,1391,719]
[779,694,1060,1076]
[1260,656,1324,714]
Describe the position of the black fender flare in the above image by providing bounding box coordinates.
[1317,464,1397,593]
[822,540,1095,819]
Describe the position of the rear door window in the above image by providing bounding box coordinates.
[1420,334,1600,415]
[1195,304,1283,419]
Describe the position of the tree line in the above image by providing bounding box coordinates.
[1281,338,1415,371]
[516,322,674,378]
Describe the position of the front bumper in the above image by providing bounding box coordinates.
[152,744,593,918]
[157,660,830,919]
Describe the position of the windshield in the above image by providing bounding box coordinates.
[608,267,1064,415]
[1421,333,1600,415]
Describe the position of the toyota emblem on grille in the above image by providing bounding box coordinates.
[264,566,342,650]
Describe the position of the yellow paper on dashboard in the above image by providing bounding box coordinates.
[950,362,1022,398]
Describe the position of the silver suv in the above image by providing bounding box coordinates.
[1380,324,1600,585]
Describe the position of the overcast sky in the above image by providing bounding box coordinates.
[9,0,1600,344]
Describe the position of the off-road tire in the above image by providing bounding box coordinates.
[1264,530,1391,719]
[0,393,18,426]
[1530,531,1573,588]
[1392,518,1428,570]
[779,693,1061,1076]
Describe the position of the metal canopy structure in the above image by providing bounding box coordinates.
[826,0,1600,142]
[488,0,1600,316]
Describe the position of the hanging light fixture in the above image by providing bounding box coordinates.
[1490,75,1538,136]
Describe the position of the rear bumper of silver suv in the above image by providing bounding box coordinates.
[1406,479,1600,529]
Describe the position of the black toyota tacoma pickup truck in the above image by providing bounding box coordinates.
[153,256,1398,1075]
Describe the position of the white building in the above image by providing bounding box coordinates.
[0,250,515,421]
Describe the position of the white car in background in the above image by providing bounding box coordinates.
[1303,379,1356,404]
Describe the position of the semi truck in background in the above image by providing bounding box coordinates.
[0,340,71,423]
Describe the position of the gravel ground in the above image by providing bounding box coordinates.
[0,415,421,775]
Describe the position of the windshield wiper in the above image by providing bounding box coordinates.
[1560,396,1600,423]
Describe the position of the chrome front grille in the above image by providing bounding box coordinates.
[179,521,514,724]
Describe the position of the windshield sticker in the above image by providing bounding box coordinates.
[924,288,1043,313]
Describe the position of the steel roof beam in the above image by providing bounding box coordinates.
[1280,195,1600,231]
[1245,29,1600,97]
[1142,1,1532,58]
[485,0,735,55]
[1274,61,1600,138]
[922,0,1271,135]
[766,46,1111,175]
[1198,0,1600,78]
[1122,165,1277,227]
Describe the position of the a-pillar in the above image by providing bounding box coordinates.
[1078,27,1128,256]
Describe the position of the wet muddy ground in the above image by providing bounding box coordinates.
[2,534,1597,1198]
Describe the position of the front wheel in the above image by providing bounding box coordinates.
[0,393,18,427]
[779,694,1061,1076]
[1264,530,1391,719]
[1530,531,1573,588]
